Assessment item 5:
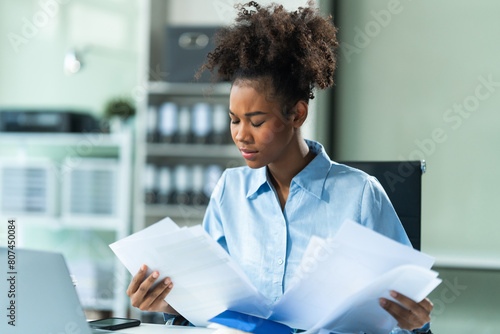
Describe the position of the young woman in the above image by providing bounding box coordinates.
[127,2,433,333]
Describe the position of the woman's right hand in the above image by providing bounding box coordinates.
[126,264,177,314]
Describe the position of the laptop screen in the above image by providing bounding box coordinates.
[0,247,93,334]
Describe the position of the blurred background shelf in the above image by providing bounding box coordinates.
[146,143,239,158]
[0,132,126,147]
[144,204,206,218]
[148,81,231,96]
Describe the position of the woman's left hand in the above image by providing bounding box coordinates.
[380,290,433,330]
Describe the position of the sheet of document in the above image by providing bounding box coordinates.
[111,218,441,332]
[110,218,272,327]
[269,220,439,330]
[303,265,441,334]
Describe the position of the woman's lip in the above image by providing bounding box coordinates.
[240,148,258,159]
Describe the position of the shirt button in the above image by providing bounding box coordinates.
[278,259,284,265]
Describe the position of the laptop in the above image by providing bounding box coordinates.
[0,247,116,334]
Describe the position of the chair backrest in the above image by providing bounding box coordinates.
[340,161,425,250]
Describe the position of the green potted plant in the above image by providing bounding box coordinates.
[103,97,136,133]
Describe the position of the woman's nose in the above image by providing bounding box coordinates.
[233,123,252,144]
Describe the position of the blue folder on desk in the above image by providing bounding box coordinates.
[209,310,293,334]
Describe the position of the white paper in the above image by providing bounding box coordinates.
[269,220,439,330]
[110,219,271,327]
[111,219,441,332]
[304,265,441,334]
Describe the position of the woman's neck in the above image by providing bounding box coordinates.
[267,136,315,192]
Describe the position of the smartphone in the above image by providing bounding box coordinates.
[88,317,141,330]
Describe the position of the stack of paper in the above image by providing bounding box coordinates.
[269,221,440,333]
[110,219,441,333]
[110,218,272,326]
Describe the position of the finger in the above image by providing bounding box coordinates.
[140,277,173,310]
[126,264,147,296]
[148,279,174,310]
[379,298,416,330]
[390,291,431,320]
[379,297,430,330]
[158,280,174,301]
[130,270,161,308]
[138,271,161,295]
[418,297,434,314]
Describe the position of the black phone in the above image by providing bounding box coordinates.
[88,317,141,330]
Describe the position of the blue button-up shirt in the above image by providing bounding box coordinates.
[202,140,417,333]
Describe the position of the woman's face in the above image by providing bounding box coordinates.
[229,81,296,169]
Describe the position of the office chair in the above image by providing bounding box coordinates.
[340,160,426,250]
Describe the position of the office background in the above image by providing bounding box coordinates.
[0,0,499,333]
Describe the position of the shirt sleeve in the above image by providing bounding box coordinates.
[390,327,413,334]
[202,171,228,253]
[360,176,412,246]
[390,323,432,334]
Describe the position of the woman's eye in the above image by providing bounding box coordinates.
[251,121,264,128]
[230,119,240,124]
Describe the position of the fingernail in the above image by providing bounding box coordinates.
[168,283,173,289]
[379,298,387,307]
[140,264,146,272]
[152,271,159,278]
[390,291,397,298]
[164,278,170,285]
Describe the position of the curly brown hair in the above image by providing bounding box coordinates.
[198,1,338,116]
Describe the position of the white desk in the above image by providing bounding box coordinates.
[115,323,215,334]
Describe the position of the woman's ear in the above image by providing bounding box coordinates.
[292,100,308,128]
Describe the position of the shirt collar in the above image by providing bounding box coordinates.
[291,140,332,200]
[245,140,332,200]
[246,164,269,199]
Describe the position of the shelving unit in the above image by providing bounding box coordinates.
[147,142,240,158]
[134,81,244,230]
[148,81,231,95]
[0,130,133,317]
[133,0,245,239]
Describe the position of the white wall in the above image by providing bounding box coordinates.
[334,0,500,332]
[0,0,139,115]
[335,0,500,265]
